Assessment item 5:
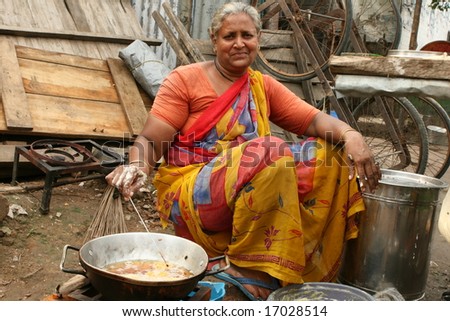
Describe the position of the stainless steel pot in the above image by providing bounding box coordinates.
[338,169,448,300]
[60,232,226,300]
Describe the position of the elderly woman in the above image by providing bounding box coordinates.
[107,2,380,300]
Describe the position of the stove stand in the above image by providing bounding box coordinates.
[46,275,213,301]
[11,139,123,214]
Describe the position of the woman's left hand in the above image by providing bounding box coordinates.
[344,130,381,193]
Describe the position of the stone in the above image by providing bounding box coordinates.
[0,194,9,222]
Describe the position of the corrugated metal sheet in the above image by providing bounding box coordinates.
[190,0,228,40]
[130,0,179,68]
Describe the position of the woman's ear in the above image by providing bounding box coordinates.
[210,34,217,53]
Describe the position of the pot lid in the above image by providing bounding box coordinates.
[379,169,448,189]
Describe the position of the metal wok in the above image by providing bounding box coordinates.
[60,232,226,300]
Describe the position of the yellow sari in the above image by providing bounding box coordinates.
[153,69,365,285]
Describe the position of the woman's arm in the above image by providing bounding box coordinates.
[106,115,177,200]
[129,115,178,174]
[305,112,381,192]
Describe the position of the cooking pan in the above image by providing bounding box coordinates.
[60,232,227,300]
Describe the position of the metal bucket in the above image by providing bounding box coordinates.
[338,169,448,300]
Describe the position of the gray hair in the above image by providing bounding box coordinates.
[209,2,261,37]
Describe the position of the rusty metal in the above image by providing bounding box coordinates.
[421,40,450,53]
[11,139,123,214]
[29,139,96,166]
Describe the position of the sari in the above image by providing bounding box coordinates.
[153,68,365,285]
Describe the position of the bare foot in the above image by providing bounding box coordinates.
[219,259,277,300]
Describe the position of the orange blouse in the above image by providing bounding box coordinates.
[150,63,319,136]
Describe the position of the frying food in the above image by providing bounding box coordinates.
[103,260,194,282]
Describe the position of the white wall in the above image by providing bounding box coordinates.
[399,0,450,50]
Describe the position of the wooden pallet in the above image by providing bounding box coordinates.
[0,39,150,140]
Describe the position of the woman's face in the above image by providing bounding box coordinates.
[213,13,260,73]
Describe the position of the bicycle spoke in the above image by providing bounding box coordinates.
[405,96,450,178]
[254,0,352,82]
[352,96,428,174]
[350,0,402,55]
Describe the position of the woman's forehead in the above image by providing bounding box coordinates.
[220,13,257,32]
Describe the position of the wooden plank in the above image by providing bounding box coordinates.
[107,58,147,136]
[120,0,151,36]
[25,0,73,54]
[0,145,26,163]
[82,0,115,34]
[28,0,63,30]
[329,54,450,81]
[0,39,33,129]
[99,1,129,34]
[152,10,191,65]
[137,85,154,111]
[15,45,110,71]
[0,94,132,140]
[52,0,79,30]
[261,48,296,63]
[260,29,293,49]
[18,37,112,61]
[25,94,129,139]
[192,39,214,56]
[10,0,35,28]
[162,1,205,63]
[0,25,162,47]
[52,0,93,58]
[18,58,119,103]
[63,0,92,32]
[81,0,131,57]
[0,0,37,31]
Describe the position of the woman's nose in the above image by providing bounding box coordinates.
[234,37,244,47]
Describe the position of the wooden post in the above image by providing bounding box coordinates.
[409,0,423,50]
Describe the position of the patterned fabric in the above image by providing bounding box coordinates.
[153,68,365,285]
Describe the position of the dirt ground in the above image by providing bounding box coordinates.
[0,170,449,302]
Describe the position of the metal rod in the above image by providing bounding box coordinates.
[129,198,169,266]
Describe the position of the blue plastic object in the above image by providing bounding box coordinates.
[185,281,226,301]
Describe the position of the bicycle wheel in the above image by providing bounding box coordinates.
[350,0,402,55]
[352,96,429,174]
[253,0,353,82]
[406,96,450,178]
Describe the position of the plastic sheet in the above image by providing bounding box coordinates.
[119,40,171,98]
[334,74,450,99]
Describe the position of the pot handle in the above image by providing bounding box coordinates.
[204,255,231,276]
[60,244,87,276]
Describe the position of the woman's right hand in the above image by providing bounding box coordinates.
[343,130,381,193]
[105,165,148,200]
